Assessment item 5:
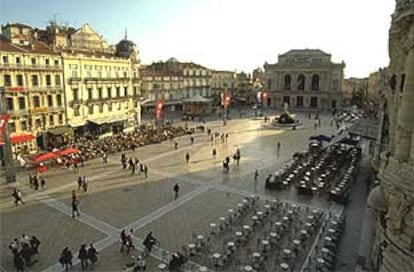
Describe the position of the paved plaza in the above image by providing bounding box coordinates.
[1,112,353,272]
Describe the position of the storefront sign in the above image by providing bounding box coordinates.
[30,107,48,114]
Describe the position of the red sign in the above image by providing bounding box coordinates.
[155,99,165,120]
[0,114,10,146]
[8,87,25,92]
[224,92,232,108]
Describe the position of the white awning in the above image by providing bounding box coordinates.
[89,115,127,125]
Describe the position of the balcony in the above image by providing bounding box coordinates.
[68,77,82,84]
[0,63,63,71]
[84,77,130,83]
[7,109,29,117]
[50,106,65,113]
[69,99,83,107]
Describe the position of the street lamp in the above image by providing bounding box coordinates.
[0,87,16,183]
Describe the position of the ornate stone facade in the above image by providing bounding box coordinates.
[372,1,414,271]
[264,49,345,110]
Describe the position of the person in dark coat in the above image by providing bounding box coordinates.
[87,243,98,268]
[40,178,46,190]
[59,247,73,272]
[30,236,40,255]
[143,232,156,253]
[14,253,25,272]
[173,183,179,200]
[72,190,80,218]
[185,152,190,164]
[78,244,88,270]
[20,243,32,267]
[33,177,39,191]
[77,176,83,191]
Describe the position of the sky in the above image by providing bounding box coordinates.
[0,0,395,78]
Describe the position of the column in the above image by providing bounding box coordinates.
[395,39,414,161]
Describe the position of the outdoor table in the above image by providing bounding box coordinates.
[252,252,261,258]
[243,225,251,231]
[317,258,326,267]
[318,183,325,188]
[275,221,282,228]
[282,181,289,186]
[300,230,308,236]
[228,209,234,213]
[293,239,301,246]
[235,231,243,237]
[305,222,312,228]
[292,204,297,209]
[261,240,270,246]
[210,223,217,228]
[198,266,208,272]
[283,249,292,260]
[304,176,310,182]
[300,180,306,185]
[197,235,204,241]
[188,243,196,249]
[287,210,293,215]
[270,232,278,238]
[307,215,315,221]
[238,203,244,208]
[328,228,336,234]
[283,216,289,222]
[243,199,249,204]
[305,171,311,176]
[158,263,167,270]
[264,204,271,209]
[219,217,226,222]
[257,211,263,216]
[331,220,338,226]
[252,216,259,221]
[227,241,235,248]
[311,187,318,193]
[280,262,290,270]
[321,247,330,254]
[324,236,333,243]
[243,265,253,272]
[213,253,221,259]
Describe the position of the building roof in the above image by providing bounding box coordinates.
[348,118,379,140]
[183,94,212,103]
[281,49,331,56]
[3,22,33,29]
[0,39,58,55]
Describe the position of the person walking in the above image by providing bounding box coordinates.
[40,178,46,190]
[82,176,88,193]
[77,176,83,191]
[190,136,194,145]
[144,165,148,178]
[59,247,73,272]
[14,253,25,272]
[103,152,108,164]
[173,183,180,200]
[126,229,135,254]
[33,177,39,191]
[254,169,259,182]
[277,141,281,157]
[78,244,88,270]
[120,229,127,253]
[212,148,217,158]
[174,142,178,150]
[12,188,25,206]
[87,243,98,269]
[72,190,80,218]
[185,152,190,164]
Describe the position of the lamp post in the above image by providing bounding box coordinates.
[0,87,16,183]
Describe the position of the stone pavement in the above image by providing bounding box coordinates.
[0,112,348,272]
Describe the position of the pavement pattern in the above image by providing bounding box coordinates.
[0,112,359,272]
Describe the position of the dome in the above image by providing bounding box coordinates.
[115,39,136,58]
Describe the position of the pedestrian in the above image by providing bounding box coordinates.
[59,247,73,272]
[140,163,145,176]
[87,243,98,269]
[254,169,259,182]
[212,148,217,158]
[190,136,194,145]
[185,152,190,164]
[131,163,135,175]
[173,183,180,200]
[78,244,88,270]
[12,188,25,206]
[33,177,39,191]
[30,235,41,255]
[14,253,25,272]
[120,229,127,252]
[77,176,82,191]
[277,141,281,156]
[40,178,45,190]
[144,165,148,178]
[82,176,88,192]
[103,152,107,164]
[318,118,321,127]
[126,229,135,254]
[29,175,33,189]
[225,133,229,142]
[174,142,178,150]
[72,190,80,218]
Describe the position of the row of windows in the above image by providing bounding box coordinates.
[72,86,136,100]
[183,69,209,76]
[3,74,61,87]
[8,114,64,132]
[73,102,133,116]
[70,70,133,78]
[6,94,63,110]
[2,55,60,66]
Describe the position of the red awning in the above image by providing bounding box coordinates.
[34,152,57,163]
[55,148,81,156]
[10,133,35,144]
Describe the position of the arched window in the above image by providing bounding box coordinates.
[400,74,405,93]
[267,79,272,90]
[311,74,320,91]
[297,74,305,91]
[333,79,339,91]
[389,74,397,91]
[284,74,291,90]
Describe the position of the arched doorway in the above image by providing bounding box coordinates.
[297,74,305,91]
[311,74,320,91]
[331,100,337,109]
[284,74,292,90]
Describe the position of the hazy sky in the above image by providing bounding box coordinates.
[1,0,395,77]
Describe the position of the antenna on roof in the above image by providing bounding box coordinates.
[124,28,127,40]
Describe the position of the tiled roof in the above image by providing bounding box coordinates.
[282,49,330,56]
[0,40,58,55]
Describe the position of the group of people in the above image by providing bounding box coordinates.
[9,234,41,271]
[77,176,89,192]
[222,148,241,172]
[48,126,188,163]
[59,243,98,271]
[120,153,149,178]
[28,175,46,191]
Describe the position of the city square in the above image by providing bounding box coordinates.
[1,0,414,272]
